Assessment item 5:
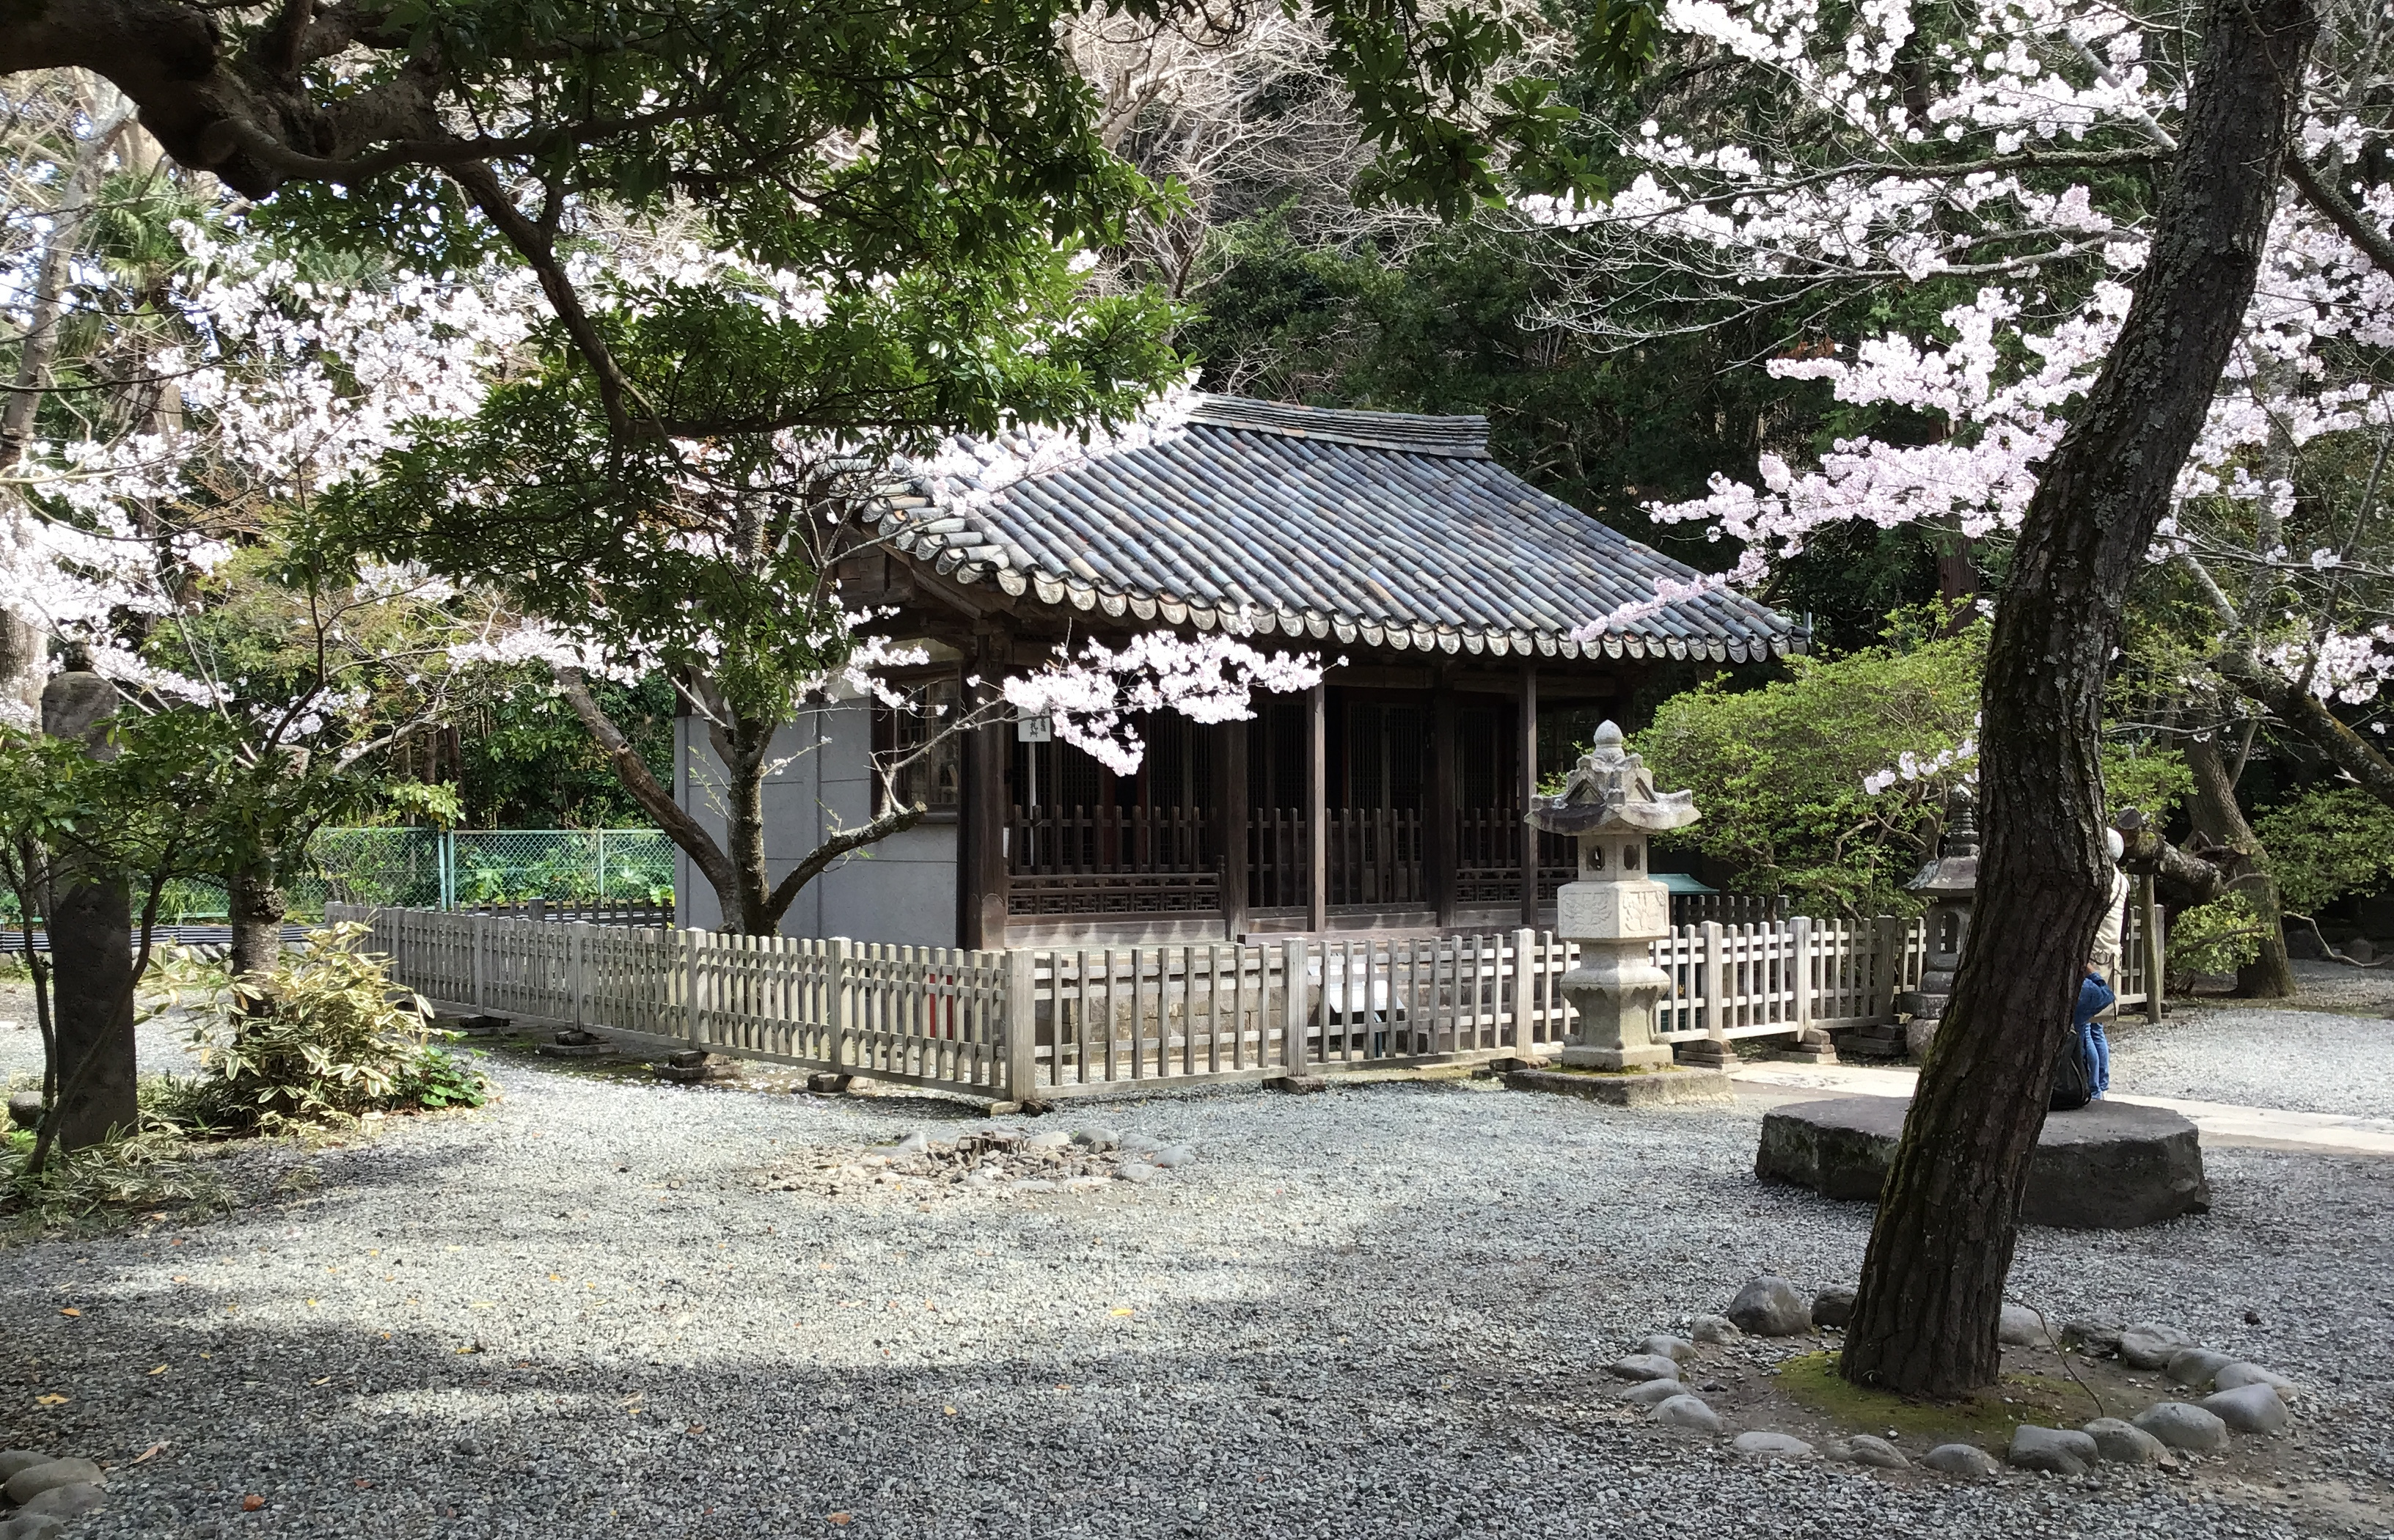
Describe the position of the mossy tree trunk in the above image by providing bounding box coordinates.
[2184,733,2296,998]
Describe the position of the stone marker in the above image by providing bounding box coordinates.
[2201,1382,2290,1434]
[2165,1346,2236,1388]
[1811,1287,1857,1330]
[1688,1314,1740,1345]
[1651,1395,1723,1433]
[2,1459,100,1505]
[1640,1334,1698,1363]
[1726,1276,1812,1336]
[2007,1425,2098,1475]
[1606,1354,1683,1382]
[1997,1303,2054,1347]
[1757,1097,2209,1229]
[2213,1362,2299,1401]
[1617,1379,1687,1408]
[2131,1401,2230,1452]
[2082,1418,2169,1465]
[1846,1434,1908,1470]
[1730,1431,1815,1460]
[1921,1443,2002,1477]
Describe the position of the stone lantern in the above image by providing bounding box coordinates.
[1896,786,1979,1055]
[1525,722,1699,1070]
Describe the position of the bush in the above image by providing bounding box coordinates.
[2253,785,2394,917]
[2166,892,2269,983]
[164,923,488,1135]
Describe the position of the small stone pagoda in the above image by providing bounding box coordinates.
[1894,786,1980,1057]
[1524,722,1699,1072]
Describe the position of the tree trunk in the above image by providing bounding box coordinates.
[227,861,290,987]
[722,713,773,935]
[1840,0,2315,1398]
[38,673,136,1155]
[2183,735,2296,998]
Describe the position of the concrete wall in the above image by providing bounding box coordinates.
[672,703,958,945]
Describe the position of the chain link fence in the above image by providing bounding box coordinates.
[143,829,677,922]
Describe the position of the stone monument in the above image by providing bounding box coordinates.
[1520,722,1705,1083]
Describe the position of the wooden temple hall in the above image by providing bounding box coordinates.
[671,395,1798,947]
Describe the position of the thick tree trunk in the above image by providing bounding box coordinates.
[2183,736,2296,998]
[722,715,774,935]
[1840,0,2315,1398]
[227,861,290,986]
[38,673,136,1155]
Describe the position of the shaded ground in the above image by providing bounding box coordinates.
[4,1028,2391,1539]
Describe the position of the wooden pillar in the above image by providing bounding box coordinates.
[1306,682,1328,934]
[1216,718,1250,939]
[1429,667,1458,930]
[957,642,1011,950]
[1518,662,1540,927]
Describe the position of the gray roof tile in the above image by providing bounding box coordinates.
[877,395,1791,663]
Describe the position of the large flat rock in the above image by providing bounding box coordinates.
[1757,1096,2210,1229]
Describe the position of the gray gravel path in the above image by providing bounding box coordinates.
[2110,964,2394,1119]
[5,1045,2392,1539]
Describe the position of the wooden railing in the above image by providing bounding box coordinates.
[337,901,2157,1103]
[1008,804,1217,915]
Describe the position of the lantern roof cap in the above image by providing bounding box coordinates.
[1526,721,1700,836]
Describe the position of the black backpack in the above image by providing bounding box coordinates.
[2049,1027,2094,1112]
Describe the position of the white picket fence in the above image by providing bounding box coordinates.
[332,901,2153,1102]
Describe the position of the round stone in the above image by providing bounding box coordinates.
[1726,1276,1812,1335]
[2007,1424,2097,1475]
[1757,1097,2209,1228]
[1152,1145,1196,1169]
[1998,1303,2055,1347]
[2126,1321,2192,1370]
[2,1459,100,1506]
[1812,1287,1856,1330]
[2213,1362,2299,1401]
[1921,1443,2003,1477]
[12,1483,103,1521]
[1730,1431,1815,1460]
[1616,1379,1686,1408]
[1688,1314,1740,1344]
[2082,1418,2168,1465]
[1606,1354,1683,1382]
[1640,1334,1697,1363]
[1846,1434,1908,1470]
[2200,1382,2290,1434]
[1072,1127,1121,1151]
[0,1453,56,1482]
[1650,1395,1721,1432]
[2165,1346,2236,1388]
[2132,1401,2230,1452]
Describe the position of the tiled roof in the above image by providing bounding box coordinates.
[869,394,1794,664]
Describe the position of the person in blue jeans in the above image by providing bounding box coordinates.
[2075,967,2115,1099]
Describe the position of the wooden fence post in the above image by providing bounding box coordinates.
[470,913,486,1011]
[829,936,852,1071]
[2140,873,2164,1023]
[1005,947,1038,1102]
[1701,920,1727,1046]
[1282,937,1310,1074]
[1510,927,1537,1060]
[571,920,590,1027]
[1790,914,1814,1031]
[683,928,703,1049]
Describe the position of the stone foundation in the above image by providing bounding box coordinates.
[1504,1065,1734,1107]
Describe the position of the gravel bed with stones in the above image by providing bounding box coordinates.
[4,1043,2392,1540]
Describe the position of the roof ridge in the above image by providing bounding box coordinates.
[1185,394,1490,458]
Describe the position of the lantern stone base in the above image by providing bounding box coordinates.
[1561,1041,1674,1071]
[1503,1064,1733,1107]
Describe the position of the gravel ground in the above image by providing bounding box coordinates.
[2110,963,2394,1119]
[4,1034,2392,1540]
